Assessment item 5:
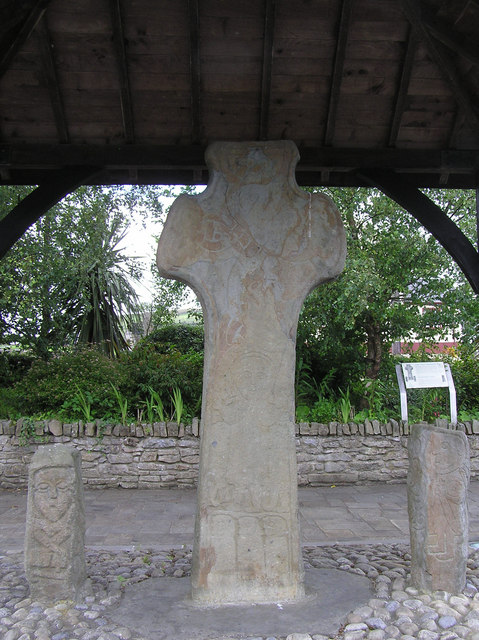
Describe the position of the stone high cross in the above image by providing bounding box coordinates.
[157,141,346,604]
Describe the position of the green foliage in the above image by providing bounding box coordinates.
[0,185,161,358]
[296,186,479,413]
[141,324,204,355]
[110,384,129,425]
[18,417,35,446]
[310,397,338,423]
[2,183,479,427]
[407,388,450,424]
[73,384,94,422]
[122,343,203,421]
[444,346,479,411]
[0,351,35,387]
[10,347,126,419]
[143,387,166,423]
[149,185,203,327]
[170,387,184,425]
[151,278,191,327]
[0,386,21,419]
[338,387,352,423]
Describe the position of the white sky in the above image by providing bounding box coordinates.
[122,215,162,304]
[121,188,203,306]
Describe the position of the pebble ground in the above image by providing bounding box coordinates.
[2,544,479,640]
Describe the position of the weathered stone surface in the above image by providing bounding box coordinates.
[24,444,90,602]
[85,422,96,437]
[408,424,470,593]
[157,140,346,604]
[48,420,63,436]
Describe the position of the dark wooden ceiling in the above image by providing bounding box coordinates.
[1,0,479,187]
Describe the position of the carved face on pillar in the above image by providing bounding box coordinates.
[33,466,75,522]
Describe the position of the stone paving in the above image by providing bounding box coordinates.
[0,484,421,552]
[2,482,479,640]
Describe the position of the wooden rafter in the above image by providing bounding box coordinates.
[259,0,276,140]
[188,0,201,144]
[0,166,101,259]
[324,0,352,146]
[0,0,50,78]
[388,29,416,147]
[36,15,69,144]
[401,0,479,131]
[424,15,479,67]
[448,110,465,148]
[109,0,135,143]
[360,168,479,293]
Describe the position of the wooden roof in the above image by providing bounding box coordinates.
[1,0,479,187]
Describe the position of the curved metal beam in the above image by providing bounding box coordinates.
[360,168,479,294]
[0,166,101,259]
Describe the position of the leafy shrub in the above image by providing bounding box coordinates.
[0,351,35,387]
[141,324,204,355]
[122,342,203,420]
[0,386,22,419]
[310,397,338,423]
[444,346,479,411]
[11,346,127,419]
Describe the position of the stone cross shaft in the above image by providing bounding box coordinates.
[157,141,346,604]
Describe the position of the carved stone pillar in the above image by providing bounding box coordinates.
[408,424,470,593]
[25,445,90,602]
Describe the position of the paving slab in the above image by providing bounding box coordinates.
[2,482,479,552]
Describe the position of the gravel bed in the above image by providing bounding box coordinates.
[1,544,479,640]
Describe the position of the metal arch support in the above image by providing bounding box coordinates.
[0,166,101,259]
[360,168,479,294]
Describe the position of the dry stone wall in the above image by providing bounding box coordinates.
[2,418,479,490]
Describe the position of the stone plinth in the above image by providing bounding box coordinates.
[25,445,89,602]
[408,424,470,593]
[157,141,346,604]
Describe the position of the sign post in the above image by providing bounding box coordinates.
[395,362,457,426]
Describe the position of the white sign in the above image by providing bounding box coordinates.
[395,362,457,425]
[401,362,448,389]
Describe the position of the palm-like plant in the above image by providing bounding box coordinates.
[70,204,140,357]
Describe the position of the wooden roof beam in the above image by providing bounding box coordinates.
[427,23,479,67]
[388,29,416,147]
[188,0,201,144]
[2,143,479,173]
[109,0,135,143]
[324,0,352,146]
[360,168,479,293]
[0,0,51,78]
[259,0,276,140]
[36,16,69,143]
[421,7,479,67]
[401,0,479,131]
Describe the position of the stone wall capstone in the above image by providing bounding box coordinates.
[2,418,479,489]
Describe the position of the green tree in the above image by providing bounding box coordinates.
[297,188,479,395]
[0,185,162,357]
[149,185,203,329]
